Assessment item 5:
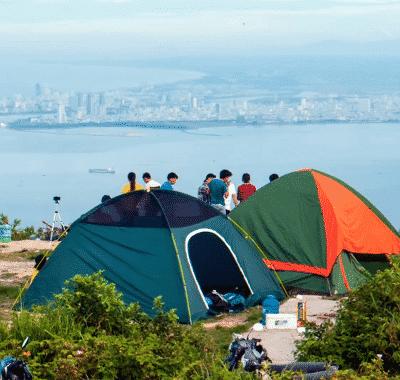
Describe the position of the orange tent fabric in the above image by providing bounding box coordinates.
[313,170,400,276]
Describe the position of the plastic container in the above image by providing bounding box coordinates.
[265,314,297,329]
[261,295,280,325]
[0,224,11,243]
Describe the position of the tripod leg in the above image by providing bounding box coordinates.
[56,212,65,230]
[50,211,58,242]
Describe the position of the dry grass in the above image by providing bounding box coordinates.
[0,249,43,321]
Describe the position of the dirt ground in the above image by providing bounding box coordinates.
[0,240,54,284]
[0,240,57,320]
[250,295,340,363]
[0,240,58,255]
[202,295,340,363]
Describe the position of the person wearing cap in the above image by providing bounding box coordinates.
[198,173,216,204]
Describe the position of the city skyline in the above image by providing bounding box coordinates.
[1,1,400,125]
[3,78,400,127]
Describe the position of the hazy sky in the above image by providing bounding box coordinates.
[1,0,399,59]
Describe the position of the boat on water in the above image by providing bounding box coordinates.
[89,168,116,174]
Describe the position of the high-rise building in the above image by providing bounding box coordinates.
[98,93,106,116]
[77,93,85,108]
[86,93,96,116]
[34,83,42,97]
[358,98,371,114]
[214,103,220,119]
[99,93,105,106]
[58,104,67,124]
[191,96,198,110]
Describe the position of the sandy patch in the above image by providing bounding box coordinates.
[203,313,248,329]
[0,261,35,284]
[0,240,58,254]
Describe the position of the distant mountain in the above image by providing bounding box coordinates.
[304,39,400,56]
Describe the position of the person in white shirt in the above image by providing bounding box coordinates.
[224,177,239,215]
[142,172,161,192]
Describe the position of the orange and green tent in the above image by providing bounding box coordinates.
[230,169,400,295]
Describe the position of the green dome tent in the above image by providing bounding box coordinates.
[230,169,400,295]
[21,190,284,323]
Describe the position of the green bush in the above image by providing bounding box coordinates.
[0,272,254,379]
[296,262,400,374]
[0,213,40,240]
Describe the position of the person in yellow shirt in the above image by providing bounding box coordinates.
[121,172,144,193]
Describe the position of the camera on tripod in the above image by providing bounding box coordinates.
[53,196,61,204]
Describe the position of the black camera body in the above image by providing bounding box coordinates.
[53,196,61,204]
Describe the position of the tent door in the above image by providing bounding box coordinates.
[185,229,253,307]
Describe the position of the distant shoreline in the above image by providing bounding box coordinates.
[8,119,239,130]
[6,118,400,131]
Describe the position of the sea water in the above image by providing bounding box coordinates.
[0,122,399,228]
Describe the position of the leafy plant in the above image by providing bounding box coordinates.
[0,272,255,379]
[0,213,9,225]
[0,213,43,240]
[296,262,400,375]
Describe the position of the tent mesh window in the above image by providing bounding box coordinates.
[154,191,220,228]
[82,192,168,227]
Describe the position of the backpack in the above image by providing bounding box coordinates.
[0,357,33,380]
[206,290,229,312]
[225,334,269,372]
[224,292,246,312]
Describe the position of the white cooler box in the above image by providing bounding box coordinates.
[265,313,297,329]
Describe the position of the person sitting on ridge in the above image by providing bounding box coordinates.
[237,173,257,203]
[161,172,178,191]
[142,172,161,192]
[208,169,230,214]
[224,177,239,215]
[101,194,112,203]
[198,173,216,204]
[121,172,144,193]
[269,173,279,182]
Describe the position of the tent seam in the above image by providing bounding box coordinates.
[228,216,289,298]
[338,254,351,291]
[151,191,193,324]
[310,170,339,274]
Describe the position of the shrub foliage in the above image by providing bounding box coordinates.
[296,262,400,374]
[0,272,253,379]
[0,213,41,240]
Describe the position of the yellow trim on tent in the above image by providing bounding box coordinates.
[228,217,289,298]
[13,228,69,309]
[170,232,193,324]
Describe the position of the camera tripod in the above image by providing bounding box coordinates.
[49,197,65,242]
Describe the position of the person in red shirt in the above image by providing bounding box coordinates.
[237,173,257,203]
